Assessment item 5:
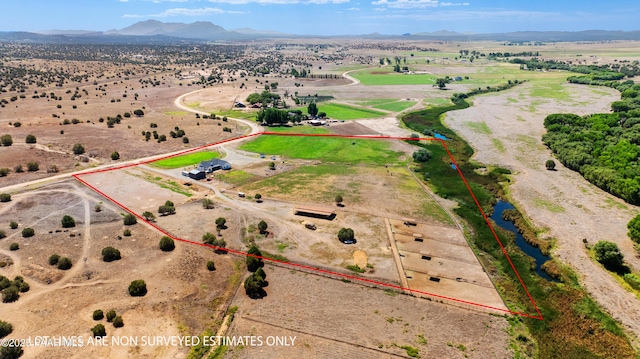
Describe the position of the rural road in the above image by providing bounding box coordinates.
[0,89,263,194]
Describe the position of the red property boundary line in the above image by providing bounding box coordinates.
[73,131,543,320]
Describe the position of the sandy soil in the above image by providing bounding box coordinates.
[0,180,243,358]
[443,81,640,338]
[224,265,512,358]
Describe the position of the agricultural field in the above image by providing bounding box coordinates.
[2,38,640,359]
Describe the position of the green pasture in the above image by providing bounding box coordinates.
[150,151,221,169]
[239,134,404,165]
[298,102,386,120]
[356,99,417,112]
[350,68,437,86]
[216,170,259,186]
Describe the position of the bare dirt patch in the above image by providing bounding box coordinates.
[328,121,380,136]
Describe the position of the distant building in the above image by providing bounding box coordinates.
[234,102,246,108]
[188,169,206,180]
[197,158,232,173]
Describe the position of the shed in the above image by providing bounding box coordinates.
[294,205,336,220]
[402,218,417,226]
[188,170,206,180]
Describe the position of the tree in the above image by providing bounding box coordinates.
[0,343,23,359]
[128,279,147,296]
[26,161,39,172]
[0,231,5,240]
[246,245,263,272]
[244,273,265,298]
[57,257,72,270]
[0,135,12,147]
[0,320,12,338]
[123,214,137,225]
[9,221,18,229]
[142,211,155,221]
[202,198,214,209]
[628,215,640,243]
[102,247,121,262]
[338,228,355,243]
[111,151,120,160]
[434,77,449,89]
[25,134,37,144]
[106,310,117,322]
[123,229,131,236]
[158,205,175,216]
[202,232,217,245]
[61,215,76,228]
[93,310,104,320]
[335,195,343,206]
[0,193,11,202]
[48,254,60,265]
[258,220,268,234]
[2,286,19,303]
[112,316,124,328]
[307,102,318,117]
[594,240,624,269]
[269,162,276,170]
[215,217,227,229]
[91,324,106,338]
[72,143,85,155]
[207,260,216,271]
[21,227,34,238]
[133,109,144,117]
[159,236,175,252]
[255,193,262,202]
[545,159,556,170]
[255,267,267,280]
[9,243,18,251]
[0,168,9,177]
[412,148,432,162]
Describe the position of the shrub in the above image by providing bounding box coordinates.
[57,257,72,270]
[106,310,117,322]
[0,168,9,177]
[61,215,76,228]
[255,193,262,202]
[545,159,556,170]
[111,151,120,160]
[21,227,34,237]
[101,247,121,262]
[215,217,227,229]
[0,320,12,338]
[207,260,216,271]
[123,214,137,225]
[159,236,175,252]
[13,165,23,173]
[258,220,268,234]
[26,161,39,171]
[0,230,5,239]
[2,286,19,303]
[93,310,104,320]
[0,193,11,202]
[9,243,18,251]
[134,109,144,117]
[123,229,131,236]
[335,195,343,205]
[25,134,36,144]
[624,273,640,290]
[128,279,147,296]
[202,198,214,209]
[95,204,102,212]
[202,232,217,245]
[412,148,432,162]
[12,122,21,128]
[72,143,85,154]
[48,254,60,265]
[112,316,124,328]
[338,228,355,243]
[182,137,189,144]
[594,240,624,270]
[0,135,12,146]
[91,324,106,337]
[142,211,155,221]
[9,221,18,229]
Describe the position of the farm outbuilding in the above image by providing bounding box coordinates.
[294,205,336,220]
[188,169,206,180]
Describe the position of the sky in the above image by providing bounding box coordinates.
[1,0,639,36]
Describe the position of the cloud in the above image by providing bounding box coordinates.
[347,6,360,10]
[123,7,242,18]
[207,0,348,4]
[371,0,468,9]
[363,9,559,20]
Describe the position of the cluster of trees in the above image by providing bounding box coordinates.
[202,232,226,252]
[511,58,631,80]
[451,80,525,103]
[412,148,432,163]
[244,245,267,298]
[48,253,72,270]
[91,307,125,337]
[246,90,281,106]
[542,80,640,204]
[0,275,30,303]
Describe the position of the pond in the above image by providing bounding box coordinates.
[433,132,449,140]
[490,200,558,282]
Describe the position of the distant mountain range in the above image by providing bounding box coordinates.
[1,20,640,43]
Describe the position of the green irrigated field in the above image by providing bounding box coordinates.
[350,68,437,86]
[298,102,386,120]
[216,170,259,186]
[150,151,221,169]
[239,134,404,166]
[356,99,417,112]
